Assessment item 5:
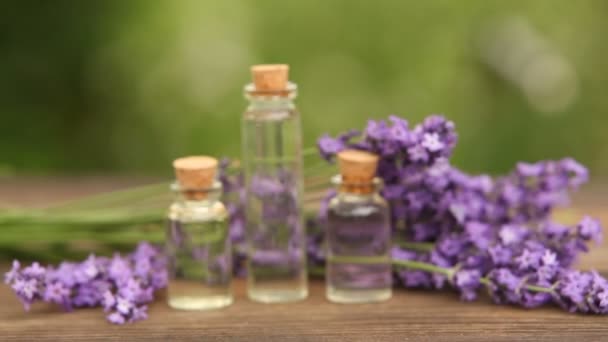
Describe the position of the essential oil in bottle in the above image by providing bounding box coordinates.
[241,65,308,303]
[326,150,392,303]
[166,156,233,310]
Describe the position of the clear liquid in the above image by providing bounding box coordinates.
[241,99,307,303]
[166,201,233,310]
[326,193,392,303]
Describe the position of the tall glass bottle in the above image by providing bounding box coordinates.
[326,150,392,303]
[166,156,233,310]
[241,64,307,302]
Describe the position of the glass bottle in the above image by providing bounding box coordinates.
[241,64,308,303]
[166,156,233,310]
[326,150,392,303]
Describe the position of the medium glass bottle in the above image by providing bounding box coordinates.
[326,150,392,303]
[241,64,308,303]
[166,156,233,310]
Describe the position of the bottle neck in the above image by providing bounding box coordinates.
[244,82,297,110]
[174,193,221,207]
[171,181,223,206]
[332,175,382,198]
[335,191,378,205]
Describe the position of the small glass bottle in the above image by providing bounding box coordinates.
[166,156,233,310]
[241,64,308,303]
[326,150,392,303]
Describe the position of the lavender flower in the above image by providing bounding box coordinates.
[4,260,21,284]
[317,134,345,161]
[314,114,606,315]
[365,120,388,141]
[5,242,167,324]
[578,216,602,243]
[454,269,481,301]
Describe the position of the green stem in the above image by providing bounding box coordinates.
[524,284,552,293]
[0,209,163,226]
[396,260,557,294]
[328,255,389,264]
[392,259,453,277]
[302,147,319,157]
[394,241,435,252]
[47,182,169,212]
[0,227,164,244]
[479,277,555,293]
[331,255,555,295]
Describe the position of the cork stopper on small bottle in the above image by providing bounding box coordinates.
[173,156,218,200]
[337,149,379,194]
[251,64,289,92]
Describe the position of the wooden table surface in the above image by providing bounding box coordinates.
[1,177,607,341]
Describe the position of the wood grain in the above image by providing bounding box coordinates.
[1,178,607,341]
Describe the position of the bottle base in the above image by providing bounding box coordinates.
[326,286,392,303]
[248,288,308,303]
[168,295,233,310]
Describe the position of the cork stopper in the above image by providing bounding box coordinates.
[173,156,218,200]
[337,150,379,194]
[251,64,289,92]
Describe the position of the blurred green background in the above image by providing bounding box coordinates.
[1,0,607,177]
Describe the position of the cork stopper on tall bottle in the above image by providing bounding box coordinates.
[251,64,289,92]
[337,149,379,194]
[173,156,218,200]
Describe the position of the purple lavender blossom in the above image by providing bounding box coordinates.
[365,119,388,141]
[488,245,513,266]
[407,145,429,162]
[398,270,433,288]
[515,249,542,271]
[5,242,167,324]
[4,260,20,284]
[578,216,602,244]
[43,282,70,306]
[421,133,445,152]
[454,269,481,301]
[317,134,345,161]
[555,270,601,313]
[107,311,126,324]
[23,262,46,278]
[465,222,492,250]
[516,162,544,178]
[387,115,411,145]
[499,225,528,245]
[313,114,606,315]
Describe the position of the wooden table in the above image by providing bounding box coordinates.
[1,177,607,341]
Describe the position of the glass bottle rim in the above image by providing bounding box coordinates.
[330,174,383,188]
[244,82,298,100]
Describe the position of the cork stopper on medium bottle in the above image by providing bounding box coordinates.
[173,156,218,200]
[251,64,289,92]
[337,149,379,194]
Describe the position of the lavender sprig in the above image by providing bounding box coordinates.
[5,242,167,324]
[314,114,606,314]
[389,216,605,311]
[385,257,608,314]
